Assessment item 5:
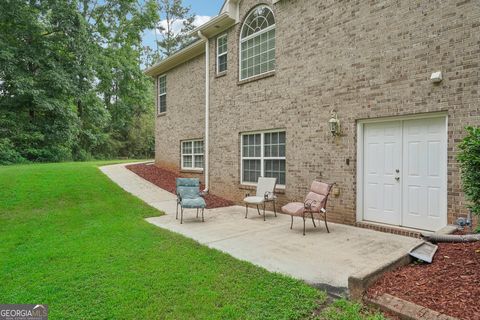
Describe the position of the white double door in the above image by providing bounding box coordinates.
[363,117,447,231]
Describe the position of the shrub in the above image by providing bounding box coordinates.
[458,127,480,216]
[0,138,27,165]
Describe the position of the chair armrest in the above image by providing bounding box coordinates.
[264,191,276,201]
[304,199,318,210]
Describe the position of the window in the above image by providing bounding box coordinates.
[241,131,286,186]
[217,34,228,74]
[239,5,276,81]
[157,75,166,114]
[181,140,204,170]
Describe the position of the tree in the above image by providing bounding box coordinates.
[0,0,159,163]
[458,127,480,217]
[0,0,88,162]
[82,0,158,158]
[154,0,195,59]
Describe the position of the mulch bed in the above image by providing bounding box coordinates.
[126,163,234,209]
[367,240,480,320]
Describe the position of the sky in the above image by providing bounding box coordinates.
[143,0,225,51]
[184,0,225,16]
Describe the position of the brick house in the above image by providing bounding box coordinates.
[145,0,479,232]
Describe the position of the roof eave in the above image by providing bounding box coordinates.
[190,12,236,39]
[144,13,236,78]
[144,40,206,77]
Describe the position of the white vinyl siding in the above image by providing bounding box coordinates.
[181,140,204,170]
[217,34,228,74]
[241,130,286,186]
[157,75,166,114]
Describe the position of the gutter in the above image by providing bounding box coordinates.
[190,12,232,37]
[143,40,204,77]
[145,12,235,77]
[198,31,210,192]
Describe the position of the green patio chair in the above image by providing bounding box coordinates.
[176,178,206,224]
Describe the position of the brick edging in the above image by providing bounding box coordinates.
[366,293,458,320]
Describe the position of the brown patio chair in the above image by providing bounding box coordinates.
[281,181,334,235]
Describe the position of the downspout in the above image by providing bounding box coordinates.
[198,31,210,192]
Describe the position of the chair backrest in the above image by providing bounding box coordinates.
[176,178,200,199]
[305,180,334,212]
[255,177,277,199]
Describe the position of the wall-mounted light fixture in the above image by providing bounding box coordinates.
[328,110,341,136]
[430,71,443,83]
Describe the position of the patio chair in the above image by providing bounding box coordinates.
[243,177,277,221]
[281,181,334,235]
[176,178,206,224]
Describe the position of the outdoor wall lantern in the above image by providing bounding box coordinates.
[430,71,443,83]
[328,111,341,136]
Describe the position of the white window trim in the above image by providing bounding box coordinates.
[216,34,228,74]
[181,139,204,171]
[157,74,166,114]
[240,129,286,188]
[239,6,276,81]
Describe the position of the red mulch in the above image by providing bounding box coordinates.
[367,240,480,320]
[126,163,234,209]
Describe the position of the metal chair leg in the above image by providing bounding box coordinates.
[245,204,248,218]
[196,208,199,218]
[263,202,266,221]
[273,200,277,217]
[201,208,204,222]
[180,207,184,224]
[311,214,317,228]
[324,212,330,233]
[176,202,179,220]
[303,216,306,236]
[256,205,261,215]
[290,215,293,229]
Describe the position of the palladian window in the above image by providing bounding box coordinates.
[239,5,276,81]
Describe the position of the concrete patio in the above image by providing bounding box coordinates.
[101,163,422,296]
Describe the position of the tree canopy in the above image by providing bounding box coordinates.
[0,0,196,164]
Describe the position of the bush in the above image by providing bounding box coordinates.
[0,138,27,165]
[458,127,480,216]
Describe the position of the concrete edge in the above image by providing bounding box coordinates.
[99,160,153,169]
[348,251,412,301]
[436,225,458,235]
[365,293,458,320]
[311,283,349,299]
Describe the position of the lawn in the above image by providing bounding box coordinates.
[0,162,383,319]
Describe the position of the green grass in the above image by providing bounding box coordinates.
[0,162,324,319]
[316,299,385,320]
[0,161,384,320]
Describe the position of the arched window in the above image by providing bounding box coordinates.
[240,5,275,80]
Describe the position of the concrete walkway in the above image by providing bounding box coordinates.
[100,163,421,295]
